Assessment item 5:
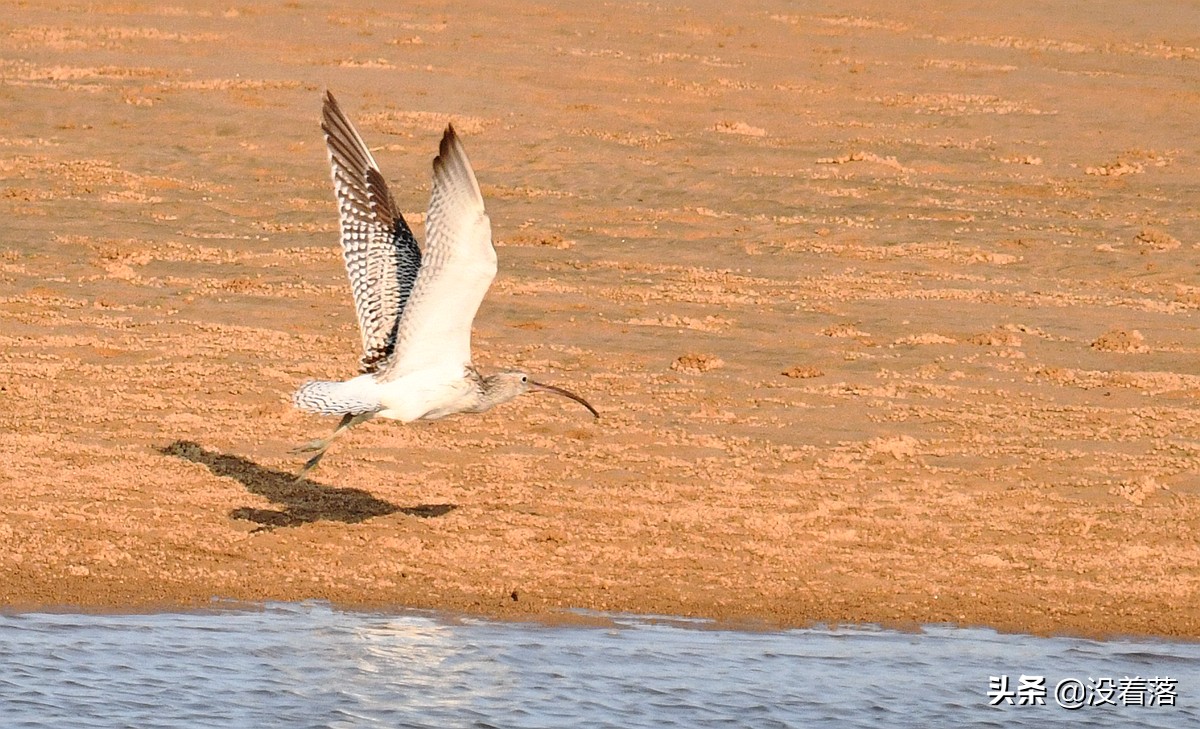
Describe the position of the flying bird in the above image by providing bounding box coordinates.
[292,91,597,478]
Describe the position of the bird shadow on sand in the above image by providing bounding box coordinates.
[159,440,456,530]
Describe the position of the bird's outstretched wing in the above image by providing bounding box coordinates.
[322,91,422,373]
[380,124,496,380]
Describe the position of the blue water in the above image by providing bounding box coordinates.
[1,602,1196,728]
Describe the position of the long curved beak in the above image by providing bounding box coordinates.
[529,380,599,419]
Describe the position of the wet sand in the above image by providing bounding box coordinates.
[2,0,1199,638]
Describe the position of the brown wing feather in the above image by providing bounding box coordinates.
[321,91,422,373]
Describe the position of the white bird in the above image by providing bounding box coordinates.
[292,91,598,478]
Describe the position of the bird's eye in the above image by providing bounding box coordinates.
[520,375,528,383]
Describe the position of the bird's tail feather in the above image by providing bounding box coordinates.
[293,379,382,416]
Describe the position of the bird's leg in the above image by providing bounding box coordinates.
[292,411,374,481]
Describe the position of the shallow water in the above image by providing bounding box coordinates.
[1,602,1196,728]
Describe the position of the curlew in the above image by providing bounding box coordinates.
[292,91,598,478]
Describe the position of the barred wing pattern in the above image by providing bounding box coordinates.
[322,91,422,373]
[380,124,496,381]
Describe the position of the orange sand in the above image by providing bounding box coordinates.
[2,0,1200,638]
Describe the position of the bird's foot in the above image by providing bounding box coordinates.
[293,450,327,483]
[290,438,329,455]
[291,411,372,482]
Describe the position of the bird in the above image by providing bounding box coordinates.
[291,91,598,478]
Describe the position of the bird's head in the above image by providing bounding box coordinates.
[485,371,599,419]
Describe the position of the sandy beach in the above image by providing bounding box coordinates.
[2,0,1199,638]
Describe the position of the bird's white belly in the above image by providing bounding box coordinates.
[375,369,475,423]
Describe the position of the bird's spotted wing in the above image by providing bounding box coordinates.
[322,91,422,373]
[380,124,496,380]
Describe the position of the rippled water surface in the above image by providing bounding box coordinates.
[2,602,1197,728]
